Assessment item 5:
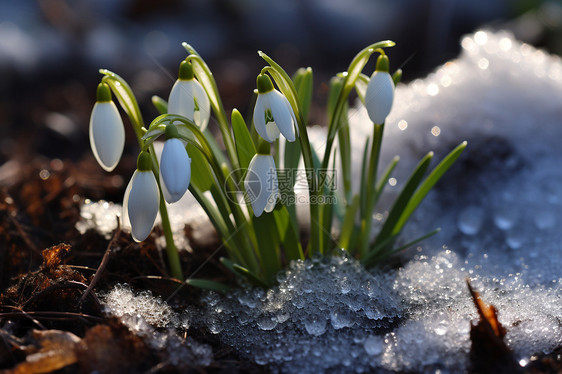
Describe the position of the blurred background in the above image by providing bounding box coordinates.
[1,0,561,187]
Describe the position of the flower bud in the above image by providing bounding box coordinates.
[168,60,211,131]
[123,152,160,242]
[159,136,191,204]
[364,55,395,124]
[89,83,125,172]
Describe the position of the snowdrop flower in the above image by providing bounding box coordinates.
[123,152,160,242]
[364,54,394,124]
[168,60,210,131]
[244,142,279,217]
[253,74,298,143]
[89,83,125,172]
[159,124,191,204]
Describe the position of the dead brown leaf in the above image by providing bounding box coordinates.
[4,329,80,374]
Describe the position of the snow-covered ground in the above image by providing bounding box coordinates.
[84,30,562,373]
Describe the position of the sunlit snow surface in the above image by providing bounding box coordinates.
[202,30,562,373]
[86,30,562,373]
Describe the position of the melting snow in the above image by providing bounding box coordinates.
[100,284,212,368]
[80,30,562,373]
[201,29,562,372]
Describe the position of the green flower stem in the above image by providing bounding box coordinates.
[189,144,258,273]
[100,71,145,144]
[273,138,280,167]
[147,142,184,280]
[189,184,247,267]
[359,123,384,258]
[147,115,260,274]
[259,61,322,255]
[100,70,184,280]
[158,188,184,280]
[182,46,241,178]
[313,41,393,255]
[320,41,395,174]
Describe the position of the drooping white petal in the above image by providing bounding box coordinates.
[168,79,211,132]
[192,80,211,131]
[159,138,191,203]
[89,101,125,172]
[122,174,133,231]
[263,172,278,214]
[253,95,278,142]
[286,98,299,136]
[168,80,196,121]
[125,170,160,242]
[269,90,296,142]
[244,154,278,217]
[364,71,395,124]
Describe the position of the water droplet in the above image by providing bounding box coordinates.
[364,304,384,320]
[202,291,220,306]
[276,271,288,283]
[457,206,484,235]
[493,207,517,230]
[434,321,448,336]
[330,306,355,329]
[276,310,291,324]
[338,276,352,294]
[207,316,223,334]
[363,335,383,356]
[304,315,327,336]
[237,292,257,308]
[257,315,278,330]
[534,210,555,230]
[506,230,525,250]
[237,311,251,325]
[291,296,306,308]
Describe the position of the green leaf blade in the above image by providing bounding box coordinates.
[293,67,313,121]
[100,69,144,138]
[151,95,168,115]
[186,142,214,192]
[375,152,434,246]
[231,109,256,171]
[393,141,467,234]
[252,213,282,285]
[273,205,304,261]
[185,279,231,293]
[338,194,360,252]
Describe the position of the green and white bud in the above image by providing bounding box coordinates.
[159,125,191,204]
[89,83,125,172]
[168,60,211,131]
[364,54,395,125]
[123,152,160,242]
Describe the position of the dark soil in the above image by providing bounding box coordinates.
[0,156,267,373]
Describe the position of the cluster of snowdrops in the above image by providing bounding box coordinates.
[88,41,465,289]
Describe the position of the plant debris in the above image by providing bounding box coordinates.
[467,280,521,374]
[0,159,261,373]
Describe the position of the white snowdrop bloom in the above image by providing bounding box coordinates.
[364,55,395,124]
[168,60,210,132]
[89,83,125,172]
[244,152,279,217]
[123,152,160,242]
[253,74,298,143]
[159,127,191,203]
